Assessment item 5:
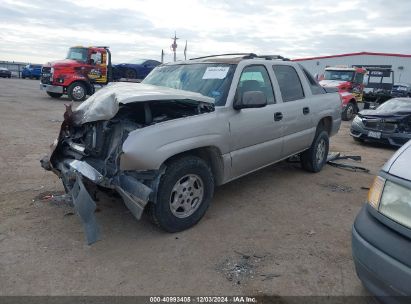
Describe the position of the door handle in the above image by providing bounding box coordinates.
[274,112,283,121]
[303,107,310,115]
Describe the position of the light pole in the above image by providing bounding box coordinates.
[171,32,178,62]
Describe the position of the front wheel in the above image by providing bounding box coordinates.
[301,130,329,173]
[46,92,63,99]
[67,82,87,102]
[342,102,355,121]
[149,156,214,232]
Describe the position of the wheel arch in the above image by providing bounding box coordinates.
[317,116,332,135]
[162,146,225,186]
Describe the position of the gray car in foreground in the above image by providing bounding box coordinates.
[352,140,411,303]
[41,53,341,243]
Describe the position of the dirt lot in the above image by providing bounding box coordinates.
[0,78,396,297]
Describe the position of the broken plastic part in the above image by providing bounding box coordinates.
[70,172,100,245]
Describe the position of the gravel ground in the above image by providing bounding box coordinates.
[0,78,396,297]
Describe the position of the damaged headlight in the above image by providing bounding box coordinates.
[379,181,411,229]
[353,115,362,124]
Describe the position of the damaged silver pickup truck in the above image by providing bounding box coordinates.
[41,53,342,244]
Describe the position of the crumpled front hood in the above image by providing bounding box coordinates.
[73,82,215,125]
[359,109,411,117]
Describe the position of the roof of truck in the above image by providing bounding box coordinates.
[165,53,291,65]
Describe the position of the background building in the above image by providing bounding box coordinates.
[293,52,411,83]
[0,60,41,78]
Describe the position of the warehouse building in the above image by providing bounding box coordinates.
[293,52,411,83]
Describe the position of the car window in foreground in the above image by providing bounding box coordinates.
[143,63,235,106]
[273,65,305,102]
[238,65,275,104]
[300,66,325,95]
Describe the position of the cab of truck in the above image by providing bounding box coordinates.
[319,66,366,120]
[40,46,112,101]
[22,64,42,79]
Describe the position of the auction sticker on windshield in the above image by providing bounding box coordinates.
[202,67,230,79]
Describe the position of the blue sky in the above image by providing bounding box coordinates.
[1,0,410,64]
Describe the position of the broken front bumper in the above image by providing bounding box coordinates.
[41,157,153,244]
[40,83,64,93]
[350,121,411,147]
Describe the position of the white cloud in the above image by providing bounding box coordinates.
[0,0,410,64]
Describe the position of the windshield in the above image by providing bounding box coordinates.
[66,47,88,62]
[324,70,354,81]
[377,98,411,111]
[142,63,235,106]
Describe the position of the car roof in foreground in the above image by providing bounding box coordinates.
[382,140,411,181]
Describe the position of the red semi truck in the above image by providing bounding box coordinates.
[319,66,366,120]
[40,46,113,102]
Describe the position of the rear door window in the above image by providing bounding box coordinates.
[272,65,305,102]
[300,66,325,95]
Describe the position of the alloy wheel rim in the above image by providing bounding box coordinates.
[72,85,85,100]
[347,105,354,119]
[169,174,204,218]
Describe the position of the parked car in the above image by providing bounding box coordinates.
[113,59,161,80]
[352,139,411,301]
[40,53,342,244]
[21,64,42,79]
[391,83,411,98]
[0,67,11,78]
[350,98,411,146]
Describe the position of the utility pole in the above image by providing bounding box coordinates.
[171,32,179,62]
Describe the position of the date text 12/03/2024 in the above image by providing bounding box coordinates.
[149,297,257,303]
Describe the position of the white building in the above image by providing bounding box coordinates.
[293,52,411,83]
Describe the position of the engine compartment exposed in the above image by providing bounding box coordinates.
[52,99,214,178]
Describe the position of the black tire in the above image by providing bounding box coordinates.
[124,68,137,79]
[149,156,214,232]
[342,102,355,121]
[46,92,63,99]
[67,82,87,102]
[301,129,329,173]
[22,76,25,79]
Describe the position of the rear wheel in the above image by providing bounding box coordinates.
[149,156,214,232]
[342,102,355,121]
[67,82,87,102]
[46,92,63,99]
[301,129,329,173]
[125,68,137,79]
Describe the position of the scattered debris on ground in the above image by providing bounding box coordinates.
[327,153,370,173]
[307,230,316,236]
[33,191,72,206]
[320,183,353,193]
[217,251,269,284]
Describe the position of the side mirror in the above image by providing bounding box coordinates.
[234,91,267,110]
